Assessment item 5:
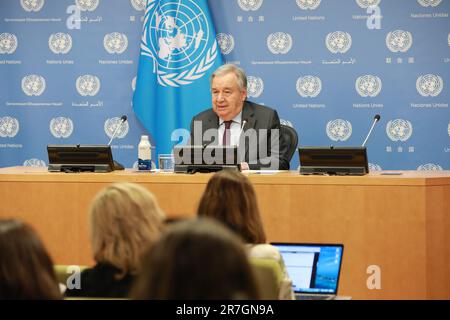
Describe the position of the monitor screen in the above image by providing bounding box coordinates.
[47,144,115,172]
[271,243,344,294]
[299,146,369,175]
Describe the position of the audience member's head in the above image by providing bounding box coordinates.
[90,182,165,279]
[131,218,260,300]
[197,170,266,244]
[0,219,61,299]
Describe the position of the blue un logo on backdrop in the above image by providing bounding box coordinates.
[267,32,293,54]
[216,33,235,55]
[296,76,322,98]
[356,0,381,9]
[296,0,321,10]
[0,33,18,54]
[237,0,264,11]
[416,74,443,97]
[140,0,218,87]
[104,117,129,140]
[48,33,72,54]
[0,117,20,138]
[326,119,352,142]
[104,32,128,54]
[22,75,46,96]
[75,0,100,12]
[247,76,264,98]
[50,117,74,139]
[131,0,146,11]
[20,0,45,12]
[417,0,442,7]
[386,119,413,142]
[356,75,382,97]
[386,30,413,53]
[326,31,352,53]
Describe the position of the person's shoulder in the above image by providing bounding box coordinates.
[193,108,215,120]
[247,243,282,261]
[75,263,119,283]
[245,101,277,115]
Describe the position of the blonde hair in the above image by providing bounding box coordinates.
[89,183,165,279]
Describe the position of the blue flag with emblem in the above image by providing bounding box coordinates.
[133,0,223,158]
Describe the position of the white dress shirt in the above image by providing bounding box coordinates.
[218,111,244,146]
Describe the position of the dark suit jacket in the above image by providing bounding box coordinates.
[190,101,289,170]
[64,263,134,298]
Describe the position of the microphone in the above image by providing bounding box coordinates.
[361,114,381,147]
[235,119,248,147]
[108,115,127,146]
[239,119,247,137]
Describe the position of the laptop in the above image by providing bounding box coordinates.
[271,243,344,300]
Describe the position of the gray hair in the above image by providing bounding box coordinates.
[211,64,247,91]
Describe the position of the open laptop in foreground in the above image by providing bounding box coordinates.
[271,243,344,300]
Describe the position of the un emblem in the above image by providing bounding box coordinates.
[104,117,129,140]
[267,32,293,54]
[50,117,74,138]
[280,119,294,128]
[326,119,352,142]
[326,31,352,53]
[416,74,443,97]
[216,33,235,55]
[104,32,128,54]
[140,1,219,87]
[417,0,442,7]
[386,119,413,142]
[356,0,381,8]
[0,116,20,138]
[76,75,101,96]
[23,158,47,167]
[296,0,321,10]
[386,30,413,53]
[368,163,382,171]
[417,163,443,171]
[48,33,72,54]
[130,0,146,11]
[237,0,264,11]
[0,33,18,54]
[247,76,264,98]
[356,75,382,97]
[296,76,322,98]
[20,0,44,12]
[22,75,46,96]
[75,0,100,11]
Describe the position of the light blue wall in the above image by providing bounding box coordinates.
[0,0,449,170]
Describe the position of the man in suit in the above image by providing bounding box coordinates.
[190,64,289,170]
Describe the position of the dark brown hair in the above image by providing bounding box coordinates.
[197,170,266,243]
[131,218,260,300]
[0,219,61,299]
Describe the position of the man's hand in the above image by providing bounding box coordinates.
[240,162,249,171]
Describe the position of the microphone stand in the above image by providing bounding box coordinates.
[362,116,380,147]
[108,118,126,146]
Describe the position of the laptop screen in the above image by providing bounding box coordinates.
[271,243,344,294]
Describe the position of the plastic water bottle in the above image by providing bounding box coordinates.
[138,135,151,171]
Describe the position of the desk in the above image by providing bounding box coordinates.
[1,167,449,299]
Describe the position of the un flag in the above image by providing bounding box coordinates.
[133,0,223,157]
